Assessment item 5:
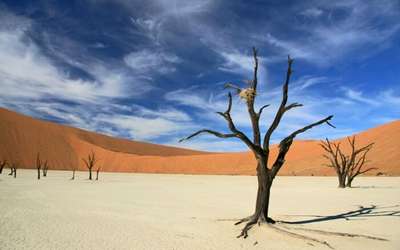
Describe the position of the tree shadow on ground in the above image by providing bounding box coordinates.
[279,205,400,225]
[217,206,395,248]
[350,185,395,189]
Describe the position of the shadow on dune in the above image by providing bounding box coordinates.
[280,205,400,225]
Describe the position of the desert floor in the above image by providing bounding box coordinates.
[0,170,399,250]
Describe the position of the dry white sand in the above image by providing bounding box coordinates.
[0,170,399,250]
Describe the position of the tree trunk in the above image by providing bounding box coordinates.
[71,169,75,180]
[338,174,346,188]
[13,168,16,178]
[37,168,40,180]
[253,160,275,223]
[88,168,92,180]
[346,177,354,188]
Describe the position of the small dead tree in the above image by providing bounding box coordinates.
[180,48,334,238]
[36,153,42,180]
[9,163,17,178]
[320,136,374,188]
[42,161,49,177]
[71,168,76,180]
[82,151,98,180]
[0,160,7,174]
[95,167,101,181]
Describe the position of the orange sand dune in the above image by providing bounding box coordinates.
[0,107,399,175]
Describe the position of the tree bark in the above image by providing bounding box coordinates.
[89,168,92,180]
[338,175,346,188]
[37,168,41,180]
[253,160,274,223]
[346,177,354,188]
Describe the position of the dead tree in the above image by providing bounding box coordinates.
[9,163,17,178]
[42,161,49,177]
[82,151,98,180]
[95,167,101,181]
[320,136,374,188]
[36,153,42,180]
[0,160,7,174]
[180,48,334,238]
[71,168,76,180]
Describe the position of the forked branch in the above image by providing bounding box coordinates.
[270,115,334,178]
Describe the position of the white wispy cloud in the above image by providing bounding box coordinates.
[262,0,400,66]
[381,89,400,105]
[342,88,380,106]
[300,7,323,18]
[95,114,195,140]
[124,49,181,75]
[0,15,137,104]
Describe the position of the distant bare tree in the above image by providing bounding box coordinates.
[95,167,101,181]
[180,48,334,238]
[36,153,42,180]
[9,163,17,178]
[8,166,14,176]
[42,161,49,177]
[320,136,374,188]
[71,168,76,180]
[0,160,7,174]
[82,151,98,180]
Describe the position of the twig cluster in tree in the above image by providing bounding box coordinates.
[320,136,375,188]
[180,48,334,238]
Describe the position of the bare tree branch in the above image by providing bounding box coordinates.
[257,104,270,118]
[270,115,333,178]
[182,92,261,153]
[252,47,258,91]
[263,56,294,152]
[179,129,237,142]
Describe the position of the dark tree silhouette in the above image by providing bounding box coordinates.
[0,159,7,174]
[180,48,334,238]
[320,136,374,188]
[82,151,98,180]
[42,161,49,177]
[36,153,42,180]
[95,167,101,181]
[71,168,76,180]
[9,163,17,178]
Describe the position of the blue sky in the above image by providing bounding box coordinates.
[0,0,399,152]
